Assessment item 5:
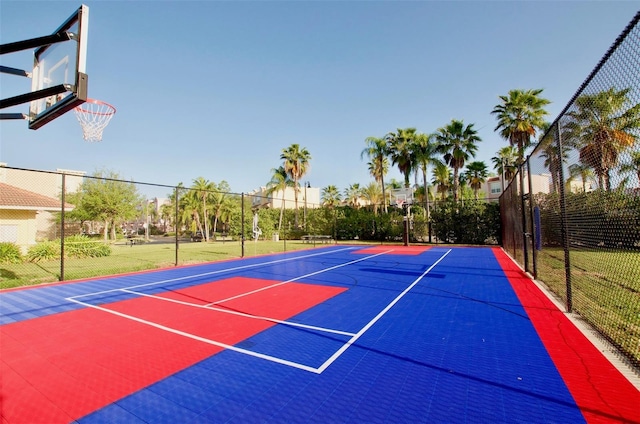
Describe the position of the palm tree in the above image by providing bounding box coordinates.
[192,177,214,241]
[492,89,550,163]
[435,119,480,202]
[362,136,390,213]
[412,132,440,218]
[463,161,489,200]
[321,185,341,208]
[619,151,640,188]
[563,87,640,191]
[180,188,204,236]
[432,162,451,201]
[536,122,569,194]
[280,144,312,227]
[491,146,519,185]
[344,183,362,208]
[266,166,294,234]
[567,163,596,192]
[386,127,417,188]
[361,182,383,215]
[210,181,231,236]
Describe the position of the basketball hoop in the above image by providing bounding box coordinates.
[74,98,116,142]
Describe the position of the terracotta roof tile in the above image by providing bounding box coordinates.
[0,182,73,210]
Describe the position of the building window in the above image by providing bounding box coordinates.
[0,225,18,243]
[490,182,502,194]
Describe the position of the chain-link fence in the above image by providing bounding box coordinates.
[1,165,502,289]
[501,12,640,368]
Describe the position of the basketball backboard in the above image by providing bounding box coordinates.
[391,187,414,207]
[0,5,89,129]
[29,5,89,129]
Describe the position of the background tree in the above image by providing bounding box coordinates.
[567,163,596,192]
[266,166,294,234]
[280,144,311,227]
[435,119,480,202]
[210,181,231,236]
[321,185,342,208]
[563,87,640,191]
[361,182,383,215]
[492,88,550,163]
[192,177,214,241]
[73,170,143,241]
[362,136,389,213]
[412,132,440,219]
[386,127,417,188]
[432,162,451,201]
[344,183,362,208]
[492,146,519,184]
[619,151,640,188]
[463,161,489,200]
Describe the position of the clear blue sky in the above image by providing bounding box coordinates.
[1,1,638,199]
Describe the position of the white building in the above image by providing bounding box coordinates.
[251,185,321,210]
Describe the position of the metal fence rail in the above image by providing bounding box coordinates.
[501,12,640,368]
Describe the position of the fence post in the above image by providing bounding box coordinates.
[174,186,179,266]
[60,173,66,281]
[555,123,573,312]
[519,165,529,273]
[526,157,538,279]
[241,193,245,258]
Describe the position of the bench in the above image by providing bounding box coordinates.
[302,235,334,244]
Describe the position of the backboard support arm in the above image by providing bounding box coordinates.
[0,32,73,55]
[0,84,69,110]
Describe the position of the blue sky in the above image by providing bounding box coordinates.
[1,1,638,199]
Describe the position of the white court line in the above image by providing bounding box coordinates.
[120,288,357,337]
[66,297,320,373]
[207,249,393,306]
[67,246,357,300]
[316,248,452,373]
[66,247,450,374]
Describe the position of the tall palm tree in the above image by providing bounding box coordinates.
[210,181,231,236]
[492,89,550,163]
[321,185,342,208]
[412,132,440,218]
[362,136,390,213]
[192,177,214,241]
[280,144,312,227]
[563,87,640,191]
[266,166,294,234]
[180,188,204,236]
[435,119,480,202]
[386,127,417,188]
[344,183,362,208]
[432,162,451,201]
[463,161,489,200]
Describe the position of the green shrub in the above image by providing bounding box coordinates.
[26,241,60,262]
[0,242,23,264]
[65,234,112,258]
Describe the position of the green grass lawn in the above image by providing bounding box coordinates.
[536,247,640,367]
[0,240,320,290]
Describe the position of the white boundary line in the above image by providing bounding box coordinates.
[316,248,451,373]
[68,246,357,300]
[65,247,451,374]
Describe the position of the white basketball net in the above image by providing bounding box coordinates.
[74,99,116,142]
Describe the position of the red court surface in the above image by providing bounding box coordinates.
[493,248,640,423]
[0,277,345,423]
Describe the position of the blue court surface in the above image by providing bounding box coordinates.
[1,245,638,423]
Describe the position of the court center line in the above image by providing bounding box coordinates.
[120,288,357,337]
[207,249,395,305]
[65,297,320,373]
[67,246,357,300]
[316,248,452,373]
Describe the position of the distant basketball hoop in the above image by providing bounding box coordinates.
[74,98,116,142]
